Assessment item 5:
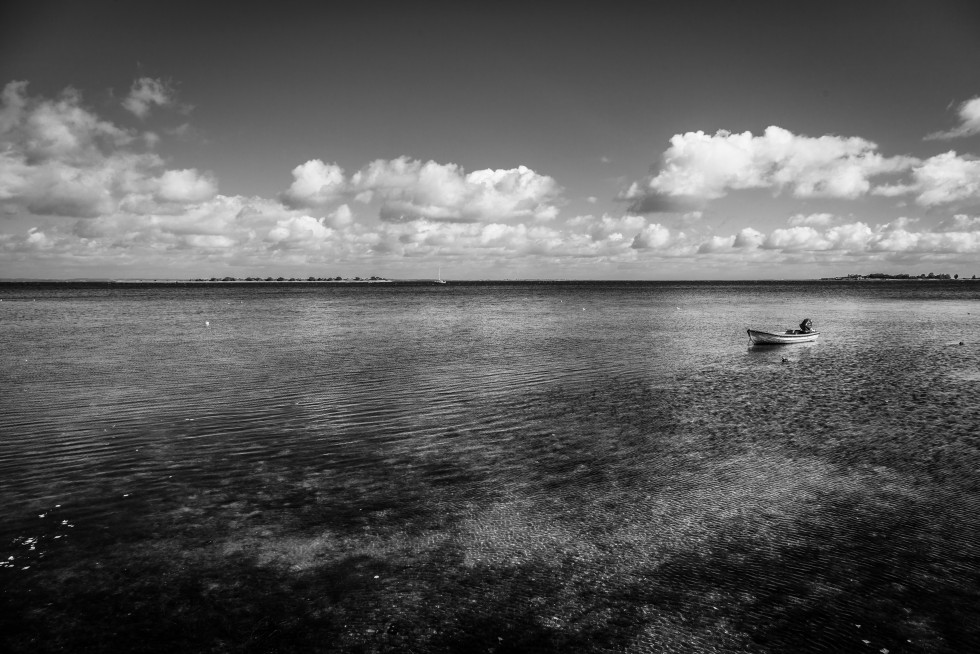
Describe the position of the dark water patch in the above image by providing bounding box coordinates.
[1,544,334,654]
[619,480,980,653]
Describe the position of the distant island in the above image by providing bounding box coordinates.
[192,276,391,282]
[823,273,976,280]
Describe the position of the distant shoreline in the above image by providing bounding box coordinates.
[2,277,977,287]
[822,274,975,281]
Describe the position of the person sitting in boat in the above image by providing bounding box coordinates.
[798,318,813,334]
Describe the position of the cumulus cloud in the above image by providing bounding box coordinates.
[936,214,980,232]
[280,159,346,208]
[874,151,980,207]
[2,81,133,164]
[327,203,354,228]
[0,81,216,219]
[364,213,669,262]
[925,97,980,140]
[705,218,980,257]
[757,222,888,253]
[628,121,980,213]
[568,213,648,243]
[278,156,563,224]
[908,152,980,207]
[67,193,341,256]
[266,215,335,249]
[869,227,980,254]
[630,223,678,250]
[155,168,218,203]
[625,126,917,212]
[352,157,562,223]
[763,226,829,251]
[122,78,180,119]
[697,235,736,253]
[826,222,876,251]
[733,227,765,249]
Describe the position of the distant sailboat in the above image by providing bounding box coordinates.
[435,266,447,284]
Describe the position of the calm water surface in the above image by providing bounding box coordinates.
[2,281,979,653]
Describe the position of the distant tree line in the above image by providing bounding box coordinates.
[839,273,976,280]
[193,276,389,282]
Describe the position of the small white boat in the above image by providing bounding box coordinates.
[434,266,447,284]
[747,328,820,345]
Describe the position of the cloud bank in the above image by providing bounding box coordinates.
[283,156,562,223]
[623,126,915,206]
[624,125,980,212]
[3,80,980,278]
[0,81,216,220]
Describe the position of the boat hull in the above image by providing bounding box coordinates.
[747,329,820,345]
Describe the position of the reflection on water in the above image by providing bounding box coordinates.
[2,281,980,652]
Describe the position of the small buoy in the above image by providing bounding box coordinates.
[959,341,964,346]
[781,357,788,363]
[205,321,210,327]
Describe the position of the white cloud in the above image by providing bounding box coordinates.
[936,214,980,232]
[873,151,980,206]
[364,213,660,262]
[869,228,980,254]
[569,213,648,243]
[763,226,830,251]
[155,168,218,203]
[122,78,180,119]
[712,219,980,257]
[908,152,980,207]
[327,203,354,228]
[278,156,564,224]
[281,159,347,208]
[826,222,876,250]
[629,121,980,213]
[4,83,133,163]
[266,215,335,249]
[1,154,116,217]
[0,81,216,219]
[733,227,765,249]
[925,97,980,140]
[625,126,917,211]
[697,235,736,253]
[630,223,677,250]
[355,158,470,221]
[67,194,345,257]
[351,157,562,223]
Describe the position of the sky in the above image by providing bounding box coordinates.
[2,1,980,280]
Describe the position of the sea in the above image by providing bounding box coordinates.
[1,280,979,653]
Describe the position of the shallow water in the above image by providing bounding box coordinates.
[2,280,979,653]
